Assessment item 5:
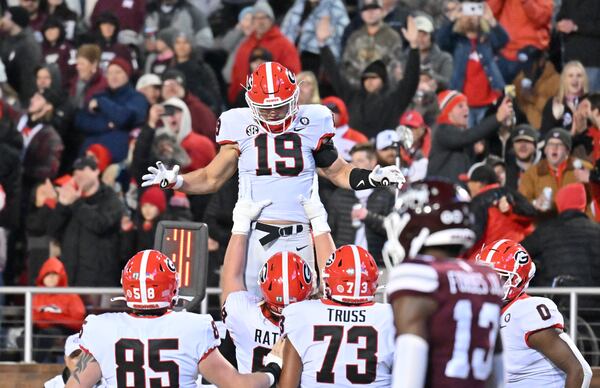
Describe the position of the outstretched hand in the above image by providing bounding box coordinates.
[231,175,272,235]
[402,16,418,49]
[141,161,182,189]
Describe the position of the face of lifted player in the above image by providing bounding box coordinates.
[258,104,289,122]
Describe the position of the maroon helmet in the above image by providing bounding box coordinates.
[383,179,475,267]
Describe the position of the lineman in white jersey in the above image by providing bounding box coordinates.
[221,174,336,373]
[66,250,284,388]
[279,244,395,388]
[141,61,405,295]
[477,239,592,388]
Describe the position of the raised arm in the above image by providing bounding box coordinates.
[221,176,271,304]
[141,143,239,194]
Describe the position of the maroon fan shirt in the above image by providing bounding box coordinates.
[387,256,503,387]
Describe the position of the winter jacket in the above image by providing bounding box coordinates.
[321,96,368,161]
[70,70,108,109]
[540,97,576,136]
[342,24,404,88]
[17,116,64,186]
[328,187,395,266]
[144,0,213,49]
[427,115,501,184]
[173,58,222,115]
[281,0,349,58]
[513,60,560,129]
[91,0,146,33]
[321,46,419,139]
[518,158,580,206]
[522,210,600,288]
[0,29,43,106]
[504,148,542,191]
[76,83,148,162]
[41,39,77,91]
[32,257,86,331]
[467,183,535,258]
[183,93,217,141]
[489,0,553,60]
[0,102,23,230]
[25,199,54,285]
[557,0,600,67]
[341,5,410,49]
[47,184,123,286]
[437,21,508,93]
[228,26,301,103]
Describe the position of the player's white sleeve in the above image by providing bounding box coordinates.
[386,262,439,299]
[392,334,428,388]
[222,291,247,343]
[78,314,99,356]
[558,332,593,388]
[196,315,221,361]
[215,111,239,145]
[519,297,564,346]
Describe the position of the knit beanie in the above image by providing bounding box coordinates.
[252,0,274,20]
[544,127,572,150]
[437,90,468,126]
[108,57,133,79]
[6,7,29,29]
[361,60,387,83]
[555,183,586,213]
[140,187,167,214]
[85,143,113,172]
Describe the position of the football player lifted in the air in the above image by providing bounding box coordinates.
[141,58,406,295]
[385,179,504,388]
[66,250,284,388]
[477,239,592,388]
[220,174,336,372]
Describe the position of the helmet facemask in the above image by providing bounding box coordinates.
[494,268,523,301]
[246,87,299,133]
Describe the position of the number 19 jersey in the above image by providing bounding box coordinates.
[216,105,335,223]
[79,311,220,388]
[281,299,395,388]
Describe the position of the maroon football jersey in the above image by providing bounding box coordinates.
[387,256,503,387]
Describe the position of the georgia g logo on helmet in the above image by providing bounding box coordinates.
[246,74,253,90]
[286,69,296,84]
[165,258,177,273]
[303,263,312,284]
[258,263,268,283]
[515,250,530,265]
[325,253,335,267]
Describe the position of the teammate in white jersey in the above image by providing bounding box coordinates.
[65,250,284,388]
[221,173,336,373]
[280,244,395,388]
[476,239,592,388]
[141,61,404,294]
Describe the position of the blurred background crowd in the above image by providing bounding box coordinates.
[1,0,600,363]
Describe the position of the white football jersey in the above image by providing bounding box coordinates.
[216,105,335,223]
[281,299,395,388]
[79,311,221,388]
[501,294,566,387]
[222,291,280,373]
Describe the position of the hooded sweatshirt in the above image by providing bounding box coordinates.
[321,96,368,161]
[32,257,86,331]
[161,97,216,172]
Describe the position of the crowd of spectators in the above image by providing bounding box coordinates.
[1,0,600,355]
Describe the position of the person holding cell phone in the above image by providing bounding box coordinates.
[437,1,509,127]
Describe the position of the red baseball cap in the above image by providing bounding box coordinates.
[399,110,425,128]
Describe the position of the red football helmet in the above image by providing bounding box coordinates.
[476,239,536,301]
[121,250,179,310]
[258,251,313,315]
[245,61,299,133]
[323,245,379,304]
